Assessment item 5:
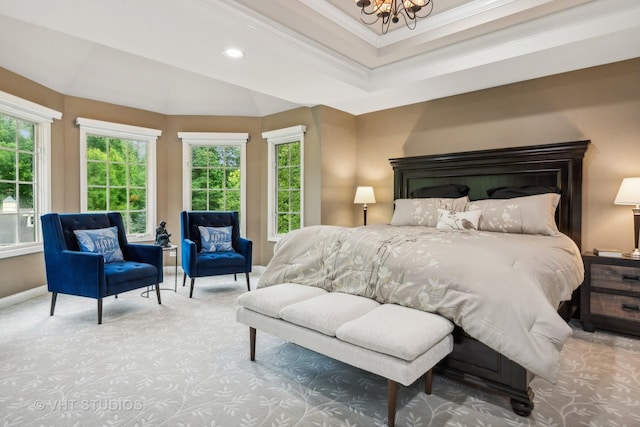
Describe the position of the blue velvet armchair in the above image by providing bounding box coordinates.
[41,212,163,324]
[180,211,252,298]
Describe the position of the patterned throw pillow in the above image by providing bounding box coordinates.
[468,193,561,235]
[73,226,124,263]
[199,226,234,252]
[390,197,469,227]
[436,209,482,230]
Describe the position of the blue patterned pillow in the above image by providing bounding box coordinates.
[198,226,234,252]
[73,226,124,263]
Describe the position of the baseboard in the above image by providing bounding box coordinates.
[0,284,48,309]
[163,266,184,275]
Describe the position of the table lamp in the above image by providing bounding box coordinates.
[354,186,376,226]
[614,177,640,259]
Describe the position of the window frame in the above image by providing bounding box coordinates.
[76,117,161,241]
[262,125,306,243]
[0,90,61,259]
[178,132,248,236]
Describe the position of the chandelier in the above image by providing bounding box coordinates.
[354,0,434,34]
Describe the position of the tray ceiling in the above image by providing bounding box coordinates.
[0,0,639,116]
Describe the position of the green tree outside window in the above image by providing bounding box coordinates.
[0,114,36,246]
[191,146,242,220]
[275,141,301,234]
[86,135,147,234]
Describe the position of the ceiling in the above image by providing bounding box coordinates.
[0,0,639,117]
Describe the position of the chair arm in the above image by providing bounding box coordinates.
[238,238,253,273]
[181,238,198,276]
[126,243,164,283]
[45,250,106,298]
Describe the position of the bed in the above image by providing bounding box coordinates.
[259,140,590,416]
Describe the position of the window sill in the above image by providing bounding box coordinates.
[267,235,283,244]
[0,243,43,260]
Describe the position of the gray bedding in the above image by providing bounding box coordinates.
[258,224,584,383]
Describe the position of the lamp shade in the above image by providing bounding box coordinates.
[354,186,376,204]
[614,177,640,205]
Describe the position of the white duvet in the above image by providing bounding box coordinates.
[258,224,584,383]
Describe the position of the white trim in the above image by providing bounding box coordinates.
[0,91,61,258]
[261,125,307,144]
[76,117,162,140]
[0,243,42,260]
[0,284,48,309]
[76,117,161,239]
[262,125,306,243]
[0,89,62,123]
[178,132,249,236]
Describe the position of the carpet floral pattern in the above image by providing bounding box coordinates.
[1,273,639,426]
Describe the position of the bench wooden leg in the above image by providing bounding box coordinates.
[387,379,397,427]
[425,369,433,394]
[250,327,256,361]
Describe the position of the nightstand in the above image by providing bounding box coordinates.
[581,252,640,336]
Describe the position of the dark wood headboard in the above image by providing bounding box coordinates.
[389,141,590,249]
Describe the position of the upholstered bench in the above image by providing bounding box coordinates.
[236,283,454,427]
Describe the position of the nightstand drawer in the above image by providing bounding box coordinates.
[591,263,640,292]
[590,292,640,321]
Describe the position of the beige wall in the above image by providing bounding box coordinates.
[315,106,358,227]
[357,58,640,253]
[1,57,639,297]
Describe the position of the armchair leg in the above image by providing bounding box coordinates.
[50,292,57,316]
[234,273,237,281]
[155,283,162,305]
[245,272,251,291]
[182,273,187,287]
[97,299,103,325]
[189,278,195,298]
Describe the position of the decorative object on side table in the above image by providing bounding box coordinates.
[593,248,623,258]
[581,252,640,337]
[614,177,640,259]
[354,186,376,226]
[155,220,172,247]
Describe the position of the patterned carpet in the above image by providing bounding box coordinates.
[1,272,639,427]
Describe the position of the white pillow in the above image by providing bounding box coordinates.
[391,197,469,227]
[468,193,561,235]
[436,208,482,230]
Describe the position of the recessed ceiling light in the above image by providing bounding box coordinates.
[223,48,244,59]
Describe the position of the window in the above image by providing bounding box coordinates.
[262,125,306,242]
[0,90,61,258]
[179,132,248,235]
[77,118,161,239]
